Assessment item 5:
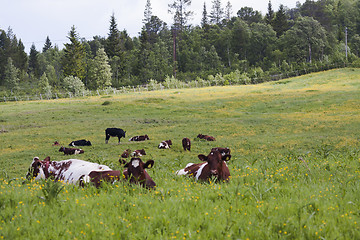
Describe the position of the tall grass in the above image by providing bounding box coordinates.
[0,69,359,239]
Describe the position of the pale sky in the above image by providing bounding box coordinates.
[0,0,305,53]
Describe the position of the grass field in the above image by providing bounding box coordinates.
[0,68,360,239]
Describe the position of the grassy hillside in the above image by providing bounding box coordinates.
[0,68,359,239]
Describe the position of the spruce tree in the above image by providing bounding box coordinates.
[210,0,224,25]
[224,1,232,21]
[265,0,275,25]
[143,0,153,25]
[201,2,208,28]
[92,48,112,89]
[105,13,121,58]
[4,57,19,91]
[28,43,40,78]
[43,36,52,52]
[272,4,289,37]
[62,26,86,80]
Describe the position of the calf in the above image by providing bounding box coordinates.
[121,149,131,158]
[129,135,149,141]
[69,139,92,146]
[182,138,191,151]
[211,147,231,156]
[26,156,111,184]
[88,158,156,189]
[59,146,84,155]
[52,141,60,146]
[197,134,216,141]
[158,140,172,149]
[105,128,126,144]
[176,149,231,182]
[131,149,146,157]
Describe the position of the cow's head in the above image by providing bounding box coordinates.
[145,134,149,140]
[198,150,231,178]
[26,156,50,180]
[122,131,126,138]
[166,140,172,145]
[121,158,156,189]
[59,146,65,152]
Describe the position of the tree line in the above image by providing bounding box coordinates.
[1,0,360,97]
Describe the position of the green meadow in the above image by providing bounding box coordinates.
[0,68,359,239]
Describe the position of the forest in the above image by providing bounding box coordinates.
[1,0,360,97]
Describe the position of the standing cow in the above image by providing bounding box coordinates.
[105,128,126,144]
[176,149,231,182]
[182,138,191,151]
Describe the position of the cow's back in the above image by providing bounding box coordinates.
[49,159,112,184]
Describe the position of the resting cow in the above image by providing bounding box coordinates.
[131,149,146,157]
[182,138,191,151]
[129,135,149,141]
[121,149,131,158]
[176,149,231,182]
[158,140,172,149]
[88,158,156,189]
[69,139,92,146]
[211,147,230,156]
[59,146,84,155]
[26,156,111,185]
[197,134,216,141]
[105,128,126,144]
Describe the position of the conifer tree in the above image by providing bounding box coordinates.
[92,48,112,89]
[28,43,40,78]
[201,2,208,28]
[43,36,52,52]
[168,0,193,32]
[38,72,52,96]
[272,4,289,37]
[62,26,86,80]
[265,0,275,25]
[105,13,121,58]
[143,0,153,25]
[210,0,223,25]
[4,57,19,91]
[224,1,232,21]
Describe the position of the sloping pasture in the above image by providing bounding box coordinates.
[0,69,359,239]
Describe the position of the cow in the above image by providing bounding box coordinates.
[59,146,84,155]
[121,149,131,158]
[158,140,172,149]
[197,134,216,141]
[88,158,156,189]
[182,138,191,151]
[26,156,111,185]
[176,149,231,182]
[52,141,60,146]
[69,139,92,146]
[129,135,149,142]
[211,147,230,156]
[131,149,146,157]
[105,128,126,144]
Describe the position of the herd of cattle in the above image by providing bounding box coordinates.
[27,128,231,189]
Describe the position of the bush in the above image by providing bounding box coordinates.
[63,76,86,96]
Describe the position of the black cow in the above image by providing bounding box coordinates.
[69,139,92,146]
[105,128,126,144]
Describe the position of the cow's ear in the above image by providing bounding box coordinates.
[222,154,231,161]
[119,159,127,165]
[144,160,154,169]
[44,156,50,161]
[198,154,207,161]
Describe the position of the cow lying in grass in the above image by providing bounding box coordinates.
[26,156,156,189]
[197,134,216,141]
[176,149,231,182]
[158,140,172,149]
[59,146,84,155]
[87,158,156,189]
[129,135,150,141]
[26,156,111,184]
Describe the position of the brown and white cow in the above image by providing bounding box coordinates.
[129,135,149,141]
[176,149,231,182]
[197,134,216,141]
[182,138,191,151]
[121,149,131,158]
[88,158,156,189]
[59,146,84,155]
[26,156,111,185]
[131,149,146,157]
[211,147,230,156]
[158,140,172,149]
